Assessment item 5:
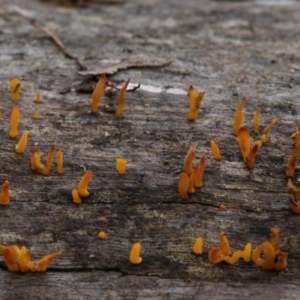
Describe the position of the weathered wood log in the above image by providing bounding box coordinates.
[0,0,300,298]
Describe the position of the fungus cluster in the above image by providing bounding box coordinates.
[31,145,57,176]
[0,245,61,273]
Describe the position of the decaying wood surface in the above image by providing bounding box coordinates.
[0,0,300,299]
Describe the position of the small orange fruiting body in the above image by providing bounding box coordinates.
[233,97,246,136]
[243,243,252,262]
[260,118,280,144]
[15,131,29,154]
[10,79,22,101]
[32,112,40,119]
[78,170,93,197]
[219,203,227,210]
[209,138,222,161]
[187,85,205,121]
[116,79,130,116]
[56,150,63,174]
[0,245,21,271]
[35,93,41,103]
[286,146,300,177]
[98,231,107,240]
[253,109,261,134]
[187,168,196,194]
[129,242,142,265]
[0,181,10,206]
[237,127,250,163]
[179,172,189,200]
[9,106,20,138]
[72,189,82,204]
[195,156,206,188]
[91,73,108,113]
[41,145,55,176]
[35,251,61,272]
[223,250,244,264]
[193,237,203,255]
[116,158,128,174]
[184,142,197,175]
[246,144,259,169]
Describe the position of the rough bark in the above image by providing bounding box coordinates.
[0,0,300,299]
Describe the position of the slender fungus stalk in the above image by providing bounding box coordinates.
[179,172,189,200]
[253,109,261,134]
[41,145,55,176]
[233,97,246,136]
[35,251,61,272]
[9,106,20,138]
[56,150,63,174]
[246,144,259,169]
[72,189,81,204]
[237,127,250,163]
[187,85,205,121]
[286,146,300,177]
[193,237,203,255]
[10,79,22,101]
[184,142,197,175]
[187,168,196,194]
[15,131,29,154]
[260,118,280,143]
[243,243,252,262]
[209,138,222,161]
[78,170,93,197]
[116,79,130,116]
[0,181,10,206]
[116,158,128,175]
[91,73,108,113]
[223,250,244,264]
[129,242,142,265]
[195,156,206,188]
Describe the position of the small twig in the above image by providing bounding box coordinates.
[8,5,86,70]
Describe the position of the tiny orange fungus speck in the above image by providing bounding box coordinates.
[9,106,20,138]
[98,231,107,240]
[187,85,205,121]
[15,131,29,154]
[179,172,189,200]
[219,203,227,210]
[116,79,130,116]
[72,189,82,204]
[91,73,108,114]
[35,93,41,103]
[129,242,142,265]
[56,150,63,174]
[0,181,10,206]
[193,237,203,255]
[116,158,128,175]
[78,170,93,197]
[209,138,222,161]
[32,112,40,119]
[184,142,197,175]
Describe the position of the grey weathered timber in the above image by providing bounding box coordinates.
[0,0,300,299]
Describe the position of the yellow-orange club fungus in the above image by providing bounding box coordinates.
[246,144,259,169]
[0,181,10,206]
[233,97,246,136]
[116,79,130,116]
[15,131,29,154]
[72,189,82,204]
[286,141,300,177]
[253,109,261,134]
[129,242,142,265]
[32,112,40,120]
[31,146,45,172]
[41,145,56,176]
[0,245,21,271]
[98,231,107,240]
[9,106,20,138]
[291,123,300,143]
[187,85,205,121]
[208,232,232,264]
[184,142,197,175]
[193,237,203,255]
[188,167,197,194]
[219,203,227,210]
[116,158,128,175]
[237,127,250,163]
[243,243,252,262]
[260,118,280,144]
[78,170,93,197]
[56,150,63,174]
[34,93,41,103]
[17,246,35,273]
[179,172,189,200]
[209,138,222,161]
[195,156,206,188]
[91,73,108,114]
[35,251,61,272]
[9,79,22,101]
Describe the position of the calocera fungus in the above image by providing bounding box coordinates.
[35,251,61,272]
[243,243,252,262]
[91,73,108,114]
[9,106,20,138]
[219,203,227,210]
[246,144,259,169]
[237,127,250,163]
[193,237,203,255]
[72,189,82,204]
[195,156,206,188]
[10,78,22,101]
[129,242,142,265]
[116,158,128,175]
[286,141,300,177]
[78,170,93,197]
[15,131,29,154]
[98,231,107,240]
[209,138,222,161]
[291,123,300,143]
[187,168,197,194]
[0,181,10,206]
[187,85,205,121]
[31,146,45,172]
[253,109,261,134]
[233,97,246,136]
[179,172,189,200]
[287,179,300,213]
[56,150,63,174]
[35,93,41,103]
[260,118,280,144]
[116,79,130,116]
[32,112,40,119]
[184,142,197,175]
[41,145,56,176]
